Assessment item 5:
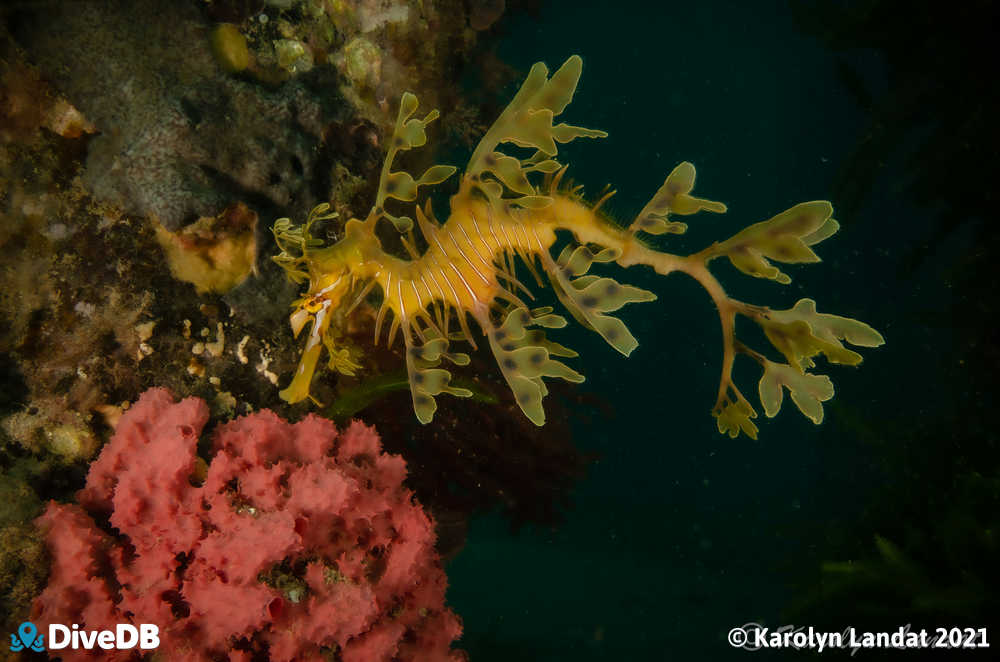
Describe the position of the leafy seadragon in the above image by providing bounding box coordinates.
[272,55,884,438]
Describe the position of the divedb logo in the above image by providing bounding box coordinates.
[10,622,159,653]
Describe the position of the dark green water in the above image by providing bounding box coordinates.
[447,1,995,659]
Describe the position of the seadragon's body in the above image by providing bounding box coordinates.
[273,56,884,437]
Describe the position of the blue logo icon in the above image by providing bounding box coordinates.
[9,622,44,652]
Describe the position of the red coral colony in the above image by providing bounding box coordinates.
[31,388,464,661]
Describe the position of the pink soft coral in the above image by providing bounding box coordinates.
[32,388,464,662]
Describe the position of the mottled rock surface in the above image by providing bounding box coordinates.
[14,0,338,229]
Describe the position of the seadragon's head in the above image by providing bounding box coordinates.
[271,86,468,411]
[271,207,374,404]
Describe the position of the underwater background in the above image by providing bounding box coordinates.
[1,0,996,660]
[452,1,898,659]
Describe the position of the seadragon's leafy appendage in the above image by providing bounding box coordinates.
[272,55,884,437]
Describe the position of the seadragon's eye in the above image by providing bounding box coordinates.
[303,297,326,313]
